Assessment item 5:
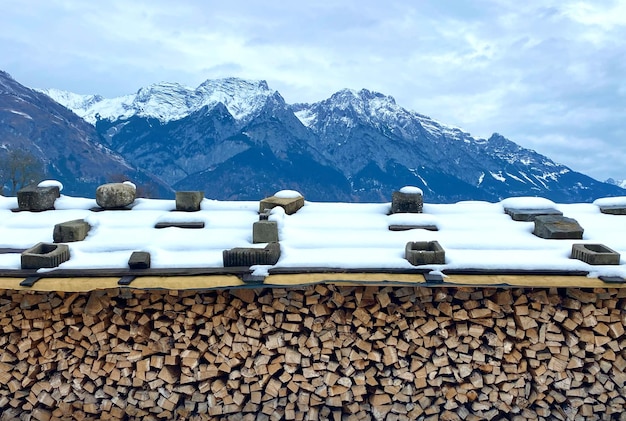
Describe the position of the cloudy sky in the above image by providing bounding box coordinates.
[2,0,625,182]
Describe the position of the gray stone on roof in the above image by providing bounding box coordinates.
[17,185,60,211]
[533,215,583,239]
[96,183,136,209]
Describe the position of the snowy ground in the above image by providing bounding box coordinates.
[0,191,625,279]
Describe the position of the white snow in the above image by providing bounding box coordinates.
[418,176,428,187]
[387,213,439,227]
[274,190,303,199]
[123,181,137,190]
[41,78,276,125]
[500,196,556,210]
[506,173,526,184]
[500,197,556,210]
[0,196,18,210]
[490,171,506,182]
[294,109,316,127]
[593,196,626,207]
[8,110,33,120]
[38,180,64,191]
[0,194,624,279]
[399,186,423,195]
[518,171,540,187]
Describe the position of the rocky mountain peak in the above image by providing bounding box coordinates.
[134,81,189,101]
[293,88,405,133]
[296,87,461,144]
[37,88,104,112]
[40,77,279,125]
[195,77,277,121]
[196,77,270,96]
[326,88,397,113]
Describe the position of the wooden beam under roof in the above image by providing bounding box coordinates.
[0,271,623,292]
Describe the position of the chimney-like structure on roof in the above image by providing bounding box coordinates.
[175,191,204,212]
[17,185,60,211]
[21,242,70,269]
[259,190,304,215]
[571,244,620,265]
[391,186,423,214]
[53,219,91,243]
[405,241,445,265]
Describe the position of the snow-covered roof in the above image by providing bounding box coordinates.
[1,189,625,290]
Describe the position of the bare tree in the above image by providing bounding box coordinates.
[0,149,44,195]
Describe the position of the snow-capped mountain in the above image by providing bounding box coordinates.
[289,88,616,202]
[27,74,626,202]
[0,71,171,197]
[40,78,278,125]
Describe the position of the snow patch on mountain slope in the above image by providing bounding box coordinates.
[39,78,276,125]
[294,108,316,128]
[7,110,33,120]
[477,172,485,186]
[490,171,506,182]
[506,173,526,184]
[38,88,104,112]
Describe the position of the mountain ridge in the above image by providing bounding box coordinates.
[0,71,172,197]
[10,72,625,202]
[38,77,278,125]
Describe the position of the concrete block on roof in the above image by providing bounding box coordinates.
[504,207,563,222]
[599,206,626,215]
[259,196,303,215]
[21,242,70,269]
[96,183,136,209]
[53,219,91,243]
[223,242,280,267]
[571,244,620,265]
[253,221,279,243]
[533,215,583,239]
[176,191,204,212]
[391,187,423,214]
[128,251,151,269]
[260,192,304,215]
[17,185,60,211]
[405,241,445,265]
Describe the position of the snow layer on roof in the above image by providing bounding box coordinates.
[500,196,556,209]
[399,186,423,195]
[0,195,624,279]
[274,190,303,199]
[0,196,17,210]
[593,196,626,207]
[38,180,64,191]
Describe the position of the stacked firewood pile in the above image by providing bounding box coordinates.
[0,285,625,420]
